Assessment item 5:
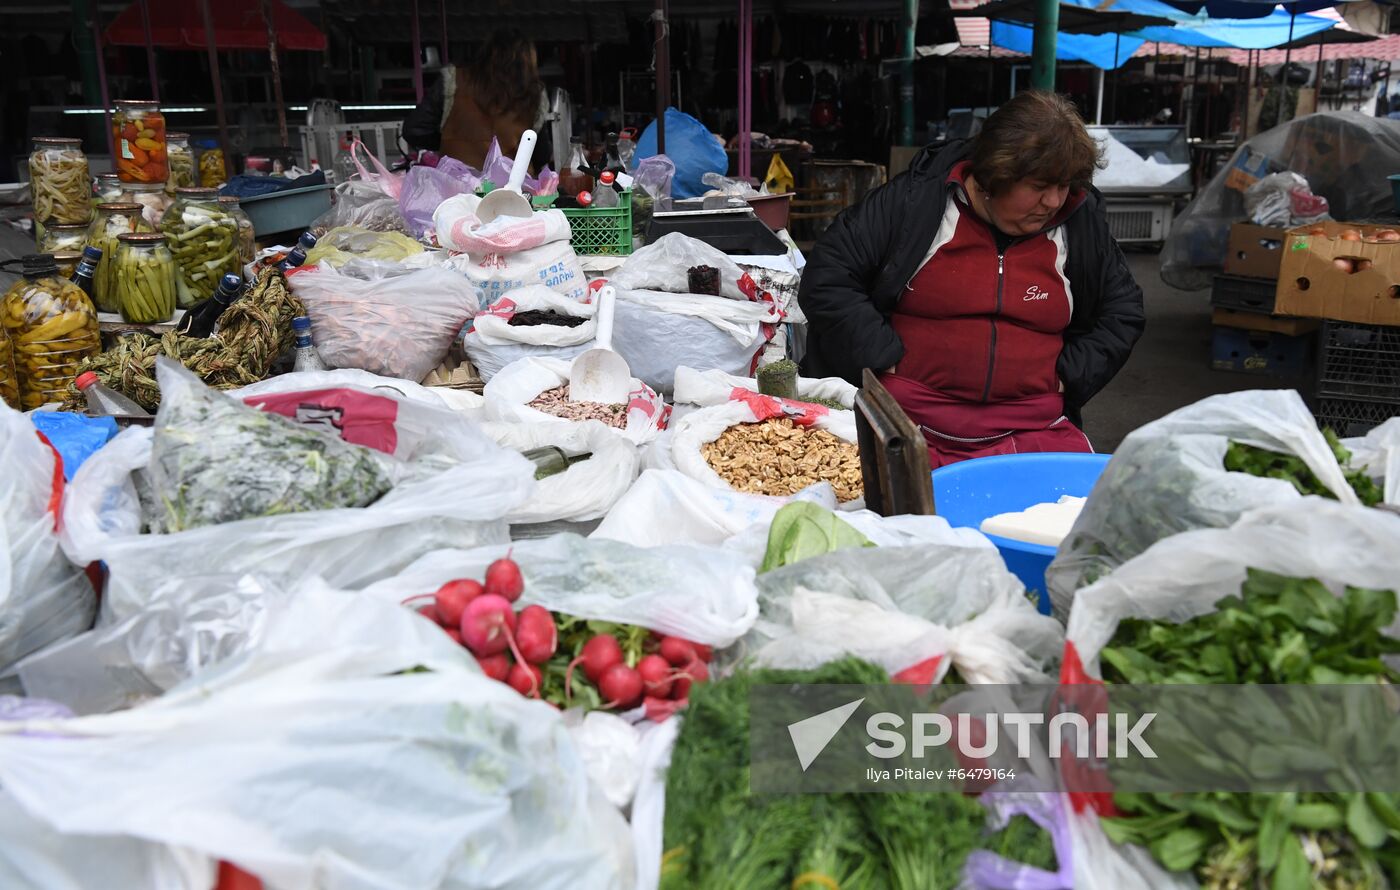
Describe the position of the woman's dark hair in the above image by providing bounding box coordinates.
[968,90,1105,196]
[465,30,543,120]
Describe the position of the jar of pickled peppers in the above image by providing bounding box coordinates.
[165,132,195,193]
[113,100,167,183]
[219,195,257,267]
[87,202,152,314]
[30,137,93,226]
[161,187,240,308]
[0,254,101,410]
[115,233,177,324]
[0,323,17,410]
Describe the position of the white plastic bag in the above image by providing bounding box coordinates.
[629,717,680,890]
[672,365,855,408]
[479,420,640,530]
[609,232,752,301]
[1063,499,1400,683]
[1047,390,1359,618]
[0,404,95,677]
[359,535,760,648]
[612,288,781,394]
[0,583,636,890]
[290,260,479,382]
[483,357,670,446]
[666,399,859,499]
[464,286,597,382]
[1343,416,1400,506]
[563,710,643,810]
[444,238,589,306]
[1243,170,1330,227]
[60,368,535,623]
[233,367,453,409]
[736,543,1063,685]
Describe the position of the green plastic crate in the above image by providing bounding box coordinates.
[561,189,633,256]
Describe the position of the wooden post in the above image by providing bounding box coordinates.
[199,0,231,156]
[261,0,289,148]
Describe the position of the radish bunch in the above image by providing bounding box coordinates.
[404,556,711,720]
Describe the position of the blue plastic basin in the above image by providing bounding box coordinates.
[931,452,1112,613]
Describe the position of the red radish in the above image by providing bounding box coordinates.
[567,634,624,686]
[659,636,696,667]
[644,695,689,722]
[483,552,525,602]
[515,605,558,665]
[478,652,512,682]
[459,594,517,657]
[672,658,709,699]
[692,643,713,663]
[445,628,463,646]
[637,654,674,698]
[507,662,544,697]
[434,579,484,628]
[598,663,644,709]
[416,604,443,625]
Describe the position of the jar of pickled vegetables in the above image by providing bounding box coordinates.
[199,147,227,187]
[161,187,240,308]
[219,195,257,267]
[87,202,152,314]
[0,323,17,410]
[51,251,82,280]
[165,132,195,193]
[113,100,167,184]
[30,137,93,226]
[96,172,124,207]
[0,254,101,410]
[118,180,174,230]
[115,233,176,324]
[37,223,90,254]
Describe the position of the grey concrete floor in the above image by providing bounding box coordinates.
[1081,249,1303,453]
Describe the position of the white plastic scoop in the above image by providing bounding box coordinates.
[475,129,537,224]
[569,285,632,405]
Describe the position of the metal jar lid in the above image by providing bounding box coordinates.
[116,232,168,244]
[96,202,145,213]
[175,187,219,198]
[33,136,82,147]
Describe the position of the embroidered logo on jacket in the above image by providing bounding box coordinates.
[1023,285,1050,302]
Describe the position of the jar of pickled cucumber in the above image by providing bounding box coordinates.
[161,187,240,308]
[96,172,124,204]
[0,323,17,410]
[87,202,152,314]
[0,254,101,410]
[51,251,82,281]
[37,223,91,254]
[117,180,174,230]
[199,147,227,187]
[115,233,176,324]
[219,195,257,267]
[30,137,93,227]
[113,100,167,184]
[165,132,195,193]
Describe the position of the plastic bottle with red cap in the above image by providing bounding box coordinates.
[75,371,149,416]
[594,171,620,208]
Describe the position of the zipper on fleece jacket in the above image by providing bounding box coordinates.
[981,252,1003,402]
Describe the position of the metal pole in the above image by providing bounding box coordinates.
[1107,32,1120,124]
[439,0,449,65]
[1095,67,1105,123]
[654,0,670,153]
[1185,46,1199,139]
[738,0,750,179]
[198,0,231,157]
[900,0,916,144]
[261,0,289,148]
[987,42,994,107]
[139,0,159,102]
[1030,0,1059,90]
[1281,12,1296,123]
[411,0,424,103]
[90,0,115,160]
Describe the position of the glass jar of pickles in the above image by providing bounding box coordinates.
[219,195,257,267]
[87,202,152,314]
[30,137,93,226]
[96,172,124,204]
[115,233,176,324]
[118,180,174,230]
[0,323,17,410]
[113,100,167,183]
[199,147,227,187]
[1,254,101,410]
[161,187,240,308]
[51,252,83,281]
[165,132,195,193]
[38,223,91,255]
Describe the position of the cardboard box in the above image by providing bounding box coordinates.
[1211,307,1320,337]
[1275,220,1400,326]
[1223,223,1287,279]
[1223,148,1274,193]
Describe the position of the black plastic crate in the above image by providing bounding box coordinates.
[1316,320,1400,402]
[1313,395,1400,437]
[1211,325,1314,377]
[1210,274,1278,314]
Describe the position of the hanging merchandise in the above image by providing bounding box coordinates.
[0,254,101,411]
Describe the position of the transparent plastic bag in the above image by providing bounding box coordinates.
[483,357,669,446]
[612,288,780,394]
[304,226,424,267]
[672,365,855,409]
[610,233,753,301]
[311,180,410,235]
[1162,112,1400,290]
[1047,390,1358,618]
[399,163,477,238]
[358,534,761,648]
[479,420,640,527]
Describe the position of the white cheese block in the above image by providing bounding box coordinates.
[978,495,1087,547]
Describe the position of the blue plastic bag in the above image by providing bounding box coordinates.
[29,412,118,480]
[633,108,727,200]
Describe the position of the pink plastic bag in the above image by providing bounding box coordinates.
[399,165,477,238]
[350,138,404,200]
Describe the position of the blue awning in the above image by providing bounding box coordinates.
[1159,0,1353,19]
[990,20,1147,68]
[1129,7,1335,48]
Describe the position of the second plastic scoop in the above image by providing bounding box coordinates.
[476,129,537,224]
[568,285,632,405]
